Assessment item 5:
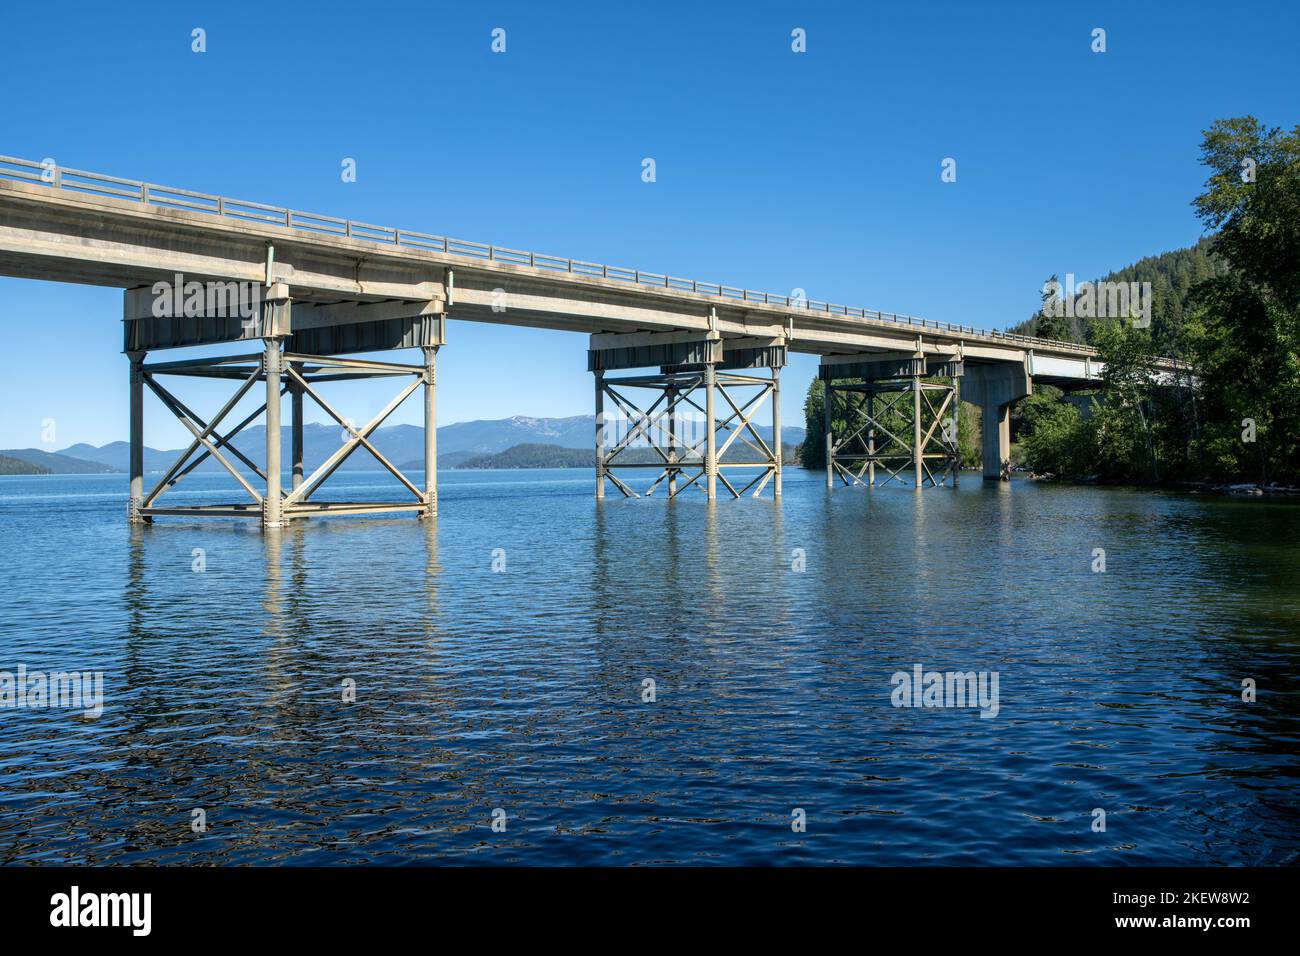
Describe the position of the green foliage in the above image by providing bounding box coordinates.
[956,399,981,469]
[1091,321,1162,480]
[801,376,978,471]
[1019,399,1093,476]
[1020,321,1203,482]
[1014,116,1300,487]
[1184,117,1300,485]
[1013,384,1063,442]
[799,378,827,468]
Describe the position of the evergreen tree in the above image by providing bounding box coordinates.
[1034,274,1069,341]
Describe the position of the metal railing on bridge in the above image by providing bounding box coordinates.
[0,154,1091,355]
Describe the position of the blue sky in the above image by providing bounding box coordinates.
[1,0,1297,449]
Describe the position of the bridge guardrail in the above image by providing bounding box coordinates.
[0,154,1093,355]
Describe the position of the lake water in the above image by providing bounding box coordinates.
[0,468,1296,865]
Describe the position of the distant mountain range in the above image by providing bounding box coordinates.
[2,416,807,476]
[441,415,595,454]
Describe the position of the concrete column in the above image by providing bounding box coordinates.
[290,363,304,492]
[867,391,876,486]
[962,362,1032,482]
[823,379,834,489]
[128,350,146,523]
[422,346,438,517]
[982,402,1012,481]
[705,362,718,499]
[594,369,605,499]
[912,375,923,491]
[263,336,284,528]
[771,366,782,498]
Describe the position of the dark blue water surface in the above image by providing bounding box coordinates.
[0,468,1297,865]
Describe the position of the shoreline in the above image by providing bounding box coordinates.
[1027,473,1300,497]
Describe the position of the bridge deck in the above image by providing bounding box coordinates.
[0,154,1105,379]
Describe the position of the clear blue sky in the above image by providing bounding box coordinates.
[1,0,1296,449]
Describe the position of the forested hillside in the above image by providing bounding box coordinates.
[1017,117,1300,486]
[1009,238,1232,355]
[0,453,51,475]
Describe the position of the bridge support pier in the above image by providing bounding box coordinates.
[912,376,924,491]
[421,345,439,518]
[867,392,876,486]
[951,374,961,488]
[772,365,782,498]
[962,363,1032,481]
[820,351,963,490]
[588,329,785,500]
[263,334,284,528]
[127,349,148,524]
[120,283,446,524]
[594,369,606,500]
[704,362,718,499]
[128,349,433,524]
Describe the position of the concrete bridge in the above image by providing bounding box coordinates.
[0,155,1118,525]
